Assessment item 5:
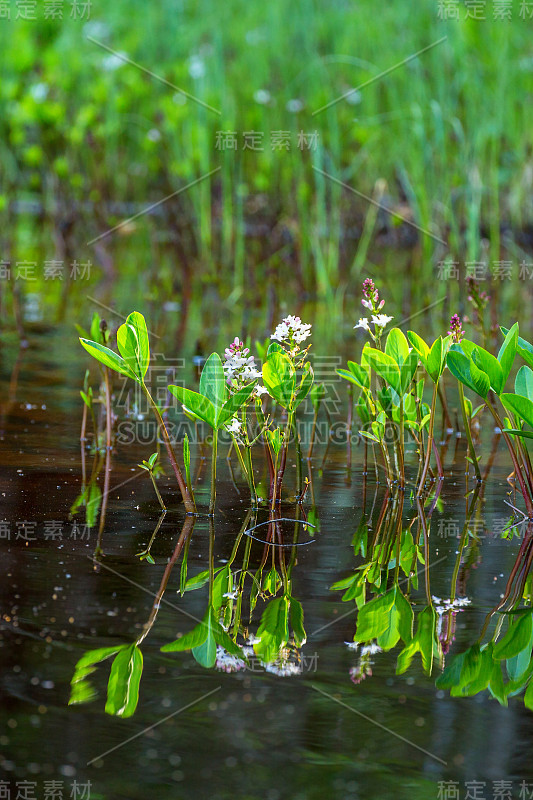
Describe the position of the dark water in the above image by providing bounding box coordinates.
[2,329,533,800]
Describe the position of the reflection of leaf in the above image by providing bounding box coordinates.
[493,612,533,660]
[105,644,143,718]
[161,607,247,669]
[290,598,306,646]
[397,606,439,676]
[254,596,289,663]
[183,569,211,593]
[191,610,217,668]
[354,585,412,650]
[69,645,125,706]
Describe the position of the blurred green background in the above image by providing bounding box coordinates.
[0,0,532,332]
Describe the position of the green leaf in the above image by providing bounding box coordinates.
[183,569,211,593]
[396,606,438,676]
[399,351,418,393]
[212,623,245,660]
[407,331,430,367]
[69,645,125,706]
[200,353,227,410]
[472,347,504,395]
[385,328,410,366]
[183,434,191,489]
[354,585,412,650]
[212,565,231,611]
[364,348,401,394]
[266,341,284,358]
[500,394,533,429]
[168,385,217,429]
[293,364,314,409]
[493,612,533,660]
[524,677,533,710]
[446,349,490,399]
[79,338,137,381]
[502,327,533,371]
[254,596,289,663]
[290,598,306,646]
[117,312,150,381]
[498,323,518,387]
[217,382,256,428]
[161,616,210,652]
[105,644,143,718]
[262,352,295,409]
[515,366,533,401]
[427,337,444,382]
[346,361,370,389]
[191,608,217,668]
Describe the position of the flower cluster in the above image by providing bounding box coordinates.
[447,314,465,343]
[223,337,262,387]
[432,596,471,615]
[271,315,312,347]
[215,645,247,674]
[347,639,382,684]
[355,279,393,338]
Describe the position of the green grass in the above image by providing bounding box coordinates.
[0,0,533,311]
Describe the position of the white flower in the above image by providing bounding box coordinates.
[271,315,312,345]
[432,596,471,615]
[223,590,238,599]
[146,128,162,142]
[371,314,393,328]
[225,417,242,435]
[345,641,359,651]
[360,642,382,657]
[223,337,261,386]
[254,385,269,397]
[354,318,370,331]
[215,646,247,674]
[263,660,302,677]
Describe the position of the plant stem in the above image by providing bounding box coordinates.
[144,385,196,514]
[417,381,438,497]
[150,471,166,511]
[486,400,533,517]
[209,428,218,516]
[458,382,482,482]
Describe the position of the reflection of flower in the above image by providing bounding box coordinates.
[432,597,471,654]
[264,659,302,677]
[215,646,247,674]
[347,639,381,684]
[432,596,471,614]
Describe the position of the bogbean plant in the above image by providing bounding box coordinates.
[340,279,533,519]
[79,312,314,515]
[77,290,533,518]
